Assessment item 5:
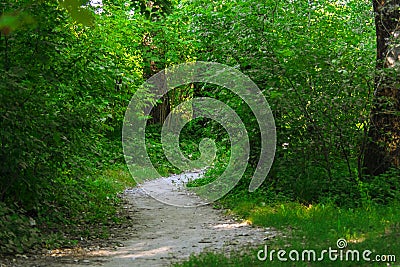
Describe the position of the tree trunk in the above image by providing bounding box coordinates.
[149,93,170,125]
[141,0,173,125]
[364,0,400,175]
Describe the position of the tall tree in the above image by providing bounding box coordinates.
[364,0,400,175]
[139,0,173,125]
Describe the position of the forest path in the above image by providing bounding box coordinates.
[27,170,276,267]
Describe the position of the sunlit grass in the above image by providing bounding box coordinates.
[174,201,400,266]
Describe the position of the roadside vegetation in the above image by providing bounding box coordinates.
[0,0,399,266]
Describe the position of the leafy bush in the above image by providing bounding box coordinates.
[0,203,40,253]
[179,0,382,206]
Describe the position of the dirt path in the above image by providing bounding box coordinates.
[6,171,276,267]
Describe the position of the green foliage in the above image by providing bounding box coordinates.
[0,0,193,254]
[178,0,383,206]
[0,203,40,254]
[0,0,399,259]
[145,124,180,176]
[359,168,400,205]
[175,201,400,266]
[0,165,135,254]
[171,2,399,265]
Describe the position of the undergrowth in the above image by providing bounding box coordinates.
[0,164,135,254]
[174,168,400,267]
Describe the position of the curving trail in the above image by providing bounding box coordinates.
[32,171,276,267]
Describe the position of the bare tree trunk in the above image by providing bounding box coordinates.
[143,60,170,125]
[149,93,170,125]
[364,0,400,175]
[141,0,173,125]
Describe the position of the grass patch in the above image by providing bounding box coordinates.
[0,165,137,254]
[39,165,137,248]
[174,200,400,266]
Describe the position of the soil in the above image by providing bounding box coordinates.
[0,170,277,267]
